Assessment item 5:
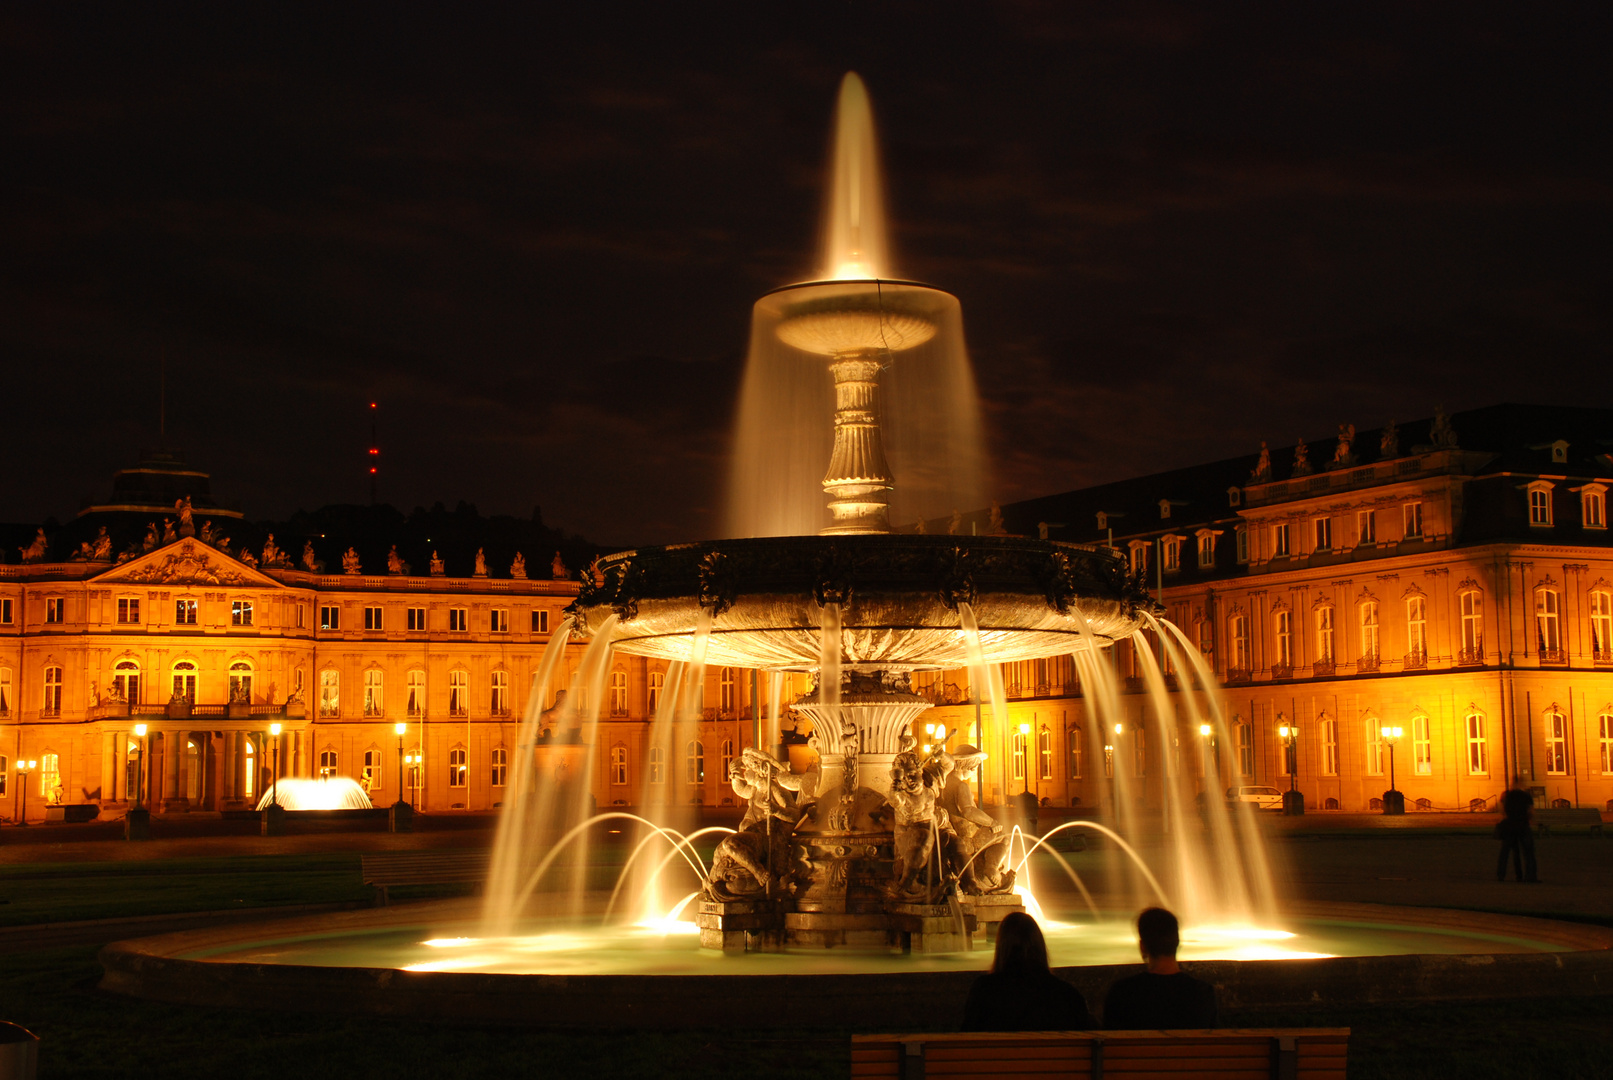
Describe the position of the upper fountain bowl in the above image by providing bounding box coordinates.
[765,279,951,357]
[568,534,1154,670]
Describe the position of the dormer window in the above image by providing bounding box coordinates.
[1227,487,1242,508]
[1527,481,1555,527]
[1128,541,1150,575]
[1162,536,1182,573]
[1158,500,1171,520]
[1574,483,1606,530]
[1550,440,1568,464]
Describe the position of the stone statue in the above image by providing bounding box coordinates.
[230,679,250,704]
[342,547,362,574]
[301,541,323,572]
[71,540,92,561]
[510,552,527,579]
[1330,423,1356,467]
[915,517,927,535]
[91,527,111,561]
[261,534,283,567]
[947,509,962,536]
[888,742,948,899]
[162,518,177,544]
[174,496,195,537]
[1430,406,1458,449]
[217,536,232,554]
[199,519,214,544]
[703,748,805,902]
[142,522,159,552]
[936,745,1012,893]
[1250,441,1272,483]
[238,548,258,568]
[19,528,47,563]
[387,545,406,574]
[88,681,100,707]
[1291,439,1312,477]
[430,551,445,576]
[551,552,568,579]
[473,548,488,576]
[1380,419,1400,458]
[988,502,1006,536]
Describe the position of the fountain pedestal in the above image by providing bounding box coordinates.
[698,899,788,953]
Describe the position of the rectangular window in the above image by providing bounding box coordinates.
[1011,731,1026,781]
[1366,722,1384,776]
[319,749,338,779]
[1460,591,1482,656]
[363,670,384,718]
[46,598,64,624]
[42,666,62,715]
[362,749,381,795]
[1536,590,1562,655]
[176,599,198,625]
[1316,606,1335,662]
[1129,544,1149,575]
[406,671,426,718]
[1038,727,1053,780]
[1357,510,1376,546]
[612,745,629,786]
[1583,489,1607,529]
[117,598,140,624]
[0,598,10,624]
[491,671,509,716]
[1403,502,1423,538]
[320,605,340,631]
[532,608,550,634]
[1197,533,1215,569]
[1272,524,1290,557]
[1592,592,1613,659]
[1322,718,1339,776]
[1466,713,1488,775]
[1229,615,1250,673]
[1359,602,1379,663]
[1235,527,1249,564]
[449,608,467,632]
[1528,487,1552,526]
[448,670,468,717]
[491,748,508,787]
[1162,537,1181,573]
[491,609,509,633]
[1413,714,1433,775]
[0,668,11,716]
[295,604,305,629]
[364,606,383,631]
[318,670,340,718]
[231,600,253,627]
[1069,730,1083,778]
[448,748,467,788]
[1407,596,1428,661]
[407,607,427,631]
[1545,712,1568,775]
[1314,517,1332,551]
[1274,610,1292,669]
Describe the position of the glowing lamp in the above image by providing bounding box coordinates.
[925,722,935,735]
[395,722,407,736]
[1199,724,1212,737]
[1113,723,1124,735]
[270,722,283,737]
[1018,722,1030,736]
[933,726,946,741]
[133,723,147,737]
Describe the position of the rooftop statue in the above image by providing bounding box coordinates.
[91,527,112,561]
[342,548,362,575]
[142,523,159,553]
[174,496,195,537]
[551,552,568,579]
[262,534,283,567]
[1330,423,1356,467]
[1380,419,1400,458]
[430,551,445,576]
[473,548,488,577]
[988,502,1006,536]
[387,545,407,575]
[948,509,962,536]
[1291,439,1312,477]
[238,548,258,568]
[511,552,527,579]
[1430,406,1459,449]
[301,541,324,573]
[199,519,214,544]
[162,518,177,544]
[19,528,47,563]
[1250,441,1272,483]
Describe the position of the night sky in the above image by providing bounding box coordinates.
[5,3,1610,546]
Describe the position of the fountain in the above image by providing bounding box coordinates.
[97,72,1613,1028]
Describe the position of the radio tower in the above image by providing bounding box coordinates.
[368,401,379,504]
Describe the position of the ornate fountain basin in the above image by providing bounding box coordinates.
[569,534,1152,670]
[764,278,950,356]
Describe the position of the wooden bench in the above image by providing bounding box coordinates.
[360,850,490,906]
[852,1029,1349,1079]
[1534,808,1604,836]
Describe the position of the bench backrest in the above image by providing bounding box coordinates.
[360,851,490,884]
[851,1028,1348,1079]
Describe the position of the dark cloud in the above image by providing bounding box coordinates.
[2,3,1609,544]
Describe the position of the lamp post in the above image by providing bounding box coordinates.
[1278,721,1304,815]
[395,722,407,804]
[16,760,36,826]
[268,722,282,807]
[1381,725,1405,815]
[1018,722,1031,796]
[133,723,148,808]
[1198,723,1217,800]
[389,722,414,833]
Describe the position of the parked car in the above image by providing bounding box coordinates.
[1226,785,1285,810]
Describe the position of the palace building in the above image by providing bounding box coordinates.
[3,402,1611,823]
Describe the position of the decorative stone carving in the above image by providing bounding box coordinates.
[1250,442,1272,483]
[174,496,195,537]
[107,540,253,586]
[430,551,445,576]
[473,548,488,577]
[1380,419,1400,458]
[342,548,362,574]
[888,738,950,900]
[697,550,736,617]
[936,544,976,612]
[703,748,804,901]
[510,553,527,579]
[812,545,855,608]
[238,548,258,568]
[200,520,214,544]
[1291,439,1312,477]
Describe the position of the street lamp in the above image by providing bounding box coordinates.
[16,760,37,826]
[1277,721,1303,815]
[404,753,422,808]
[395,722,407,805]
[269,722,282,807]
[133,723,148,808]
[1381,725,1405,815]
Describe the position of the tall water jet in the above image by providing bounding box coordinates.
[821,73,889,281]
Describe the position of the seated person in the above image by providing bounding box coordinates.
[1103,907,1218,1030]
[963,911,1093,1031]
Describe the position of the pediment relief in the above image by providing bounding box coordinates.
[93,540,280,589]
[1457,577,1481,593]
[1355,587,1377,605]
[1401,582,1426,599]
[1535,574,1559,591]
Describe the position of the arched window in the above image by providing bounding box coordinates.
[363,669,383,717]
[686,740,704,784]
[1412,713,1432,775]
[1038,726,1053,780]
[171,660,196,703]
[611,744,628,786]
[41,752,61,802]
[1010,729,1027,781]
[1465,712,1488,775]
[719,668,736,713]
[242,739,255,798]
[1365,719,1384,776]
[1544,709,1568,774]
[112,660,140,706]
[448,747,467,788]
[1315,606,1335,663]
[319,749,337,778]
[1236,718,1254,777]
[1359,602,1379,666]
[609,669,628,716]
[407,748,422,794]
[361,748,381,793]
[448,670,468,717]
[1321,717,1339,776]
[648,746,664,784]
[491,747,507,787]
[1536,589,1563,658]
[648,670,665,714]
[1592,591,1613,662]
[406,670,425,718]
[1068,726,1083,777]
[318,670,340,718]
[1406,596,1428,665]
[1528,482,1554,526]
[490,670,509,716]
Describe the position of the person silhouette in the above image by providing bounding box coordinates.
[963,912,1092,1031]
[1103,907,1218,1029]
[1496,779,1539,883]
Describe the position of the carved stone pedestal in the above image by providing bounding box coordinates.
[784,910,896,949]
[887,902,975,953]
[697,899,787,953]
[960,892,1023,940]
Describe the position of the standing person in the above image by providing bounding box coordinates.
[1497,779,1540,883]
[1103,908,1218,1030]
[963,912,1093,1031]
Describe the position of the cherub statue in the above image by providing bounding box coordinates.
[551,552,567,579]
[142,523,159,552]
[301,541,322,572]
[342,547,362,574]
[91,527,112,561]
[510,552,527,579]
[174,496,195,537]
[261,533,283,566]
[1250,441,1272,483]
[473,548,488,576]
[429,551,445,576]
[1291,439,1312,476]
[703,748,804,901]
[888,744,948,900]
[19,528,47,563]
[162,518,177,544]
[936,745,1012,893]
[387,545,406,574]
